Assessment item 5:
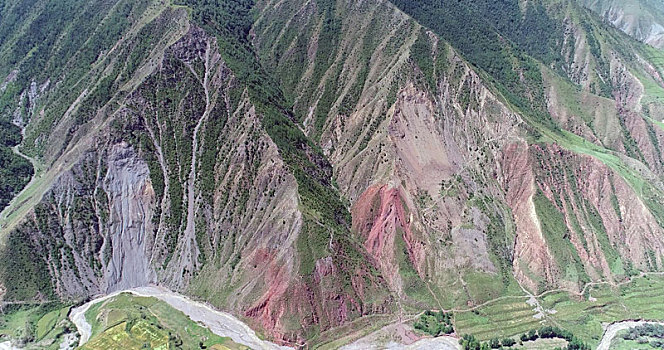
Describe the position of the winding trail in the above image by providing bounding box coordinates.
[342,272,664,349]
[69,285,291,350]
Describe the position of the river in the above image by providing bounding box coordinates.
[61,286,664,350]
[70,286,462,350]
[69,286,291,350]
[596,320,664,350]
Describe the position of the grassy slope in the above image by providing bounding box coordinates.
[0,302,72,349]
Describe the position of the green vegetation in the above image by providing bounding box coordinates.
[461,326,589,350]
[0,0,155,157]
[83,293,248,350]
[461,334,490,350]
[519,326,589,350]
[613,323,664,349]
[413,310,454,336]
[390,0,555,122]
[532,190,588,288]
[394,228,435,306]
[610,336,660,350]
[472,334,517,349]
[0,217,53,300]
[455,275,664,348]
[0,126,32,210]
[0,302,72,349]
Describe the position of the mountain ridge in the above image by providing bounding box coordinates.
[1,0,664,348]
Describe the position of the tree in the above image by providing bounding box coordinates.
[501,338,516,347]
[461,334,482,350]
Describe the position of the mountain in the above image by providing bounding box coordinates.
[580,0,664,48]
[1,0,664,348]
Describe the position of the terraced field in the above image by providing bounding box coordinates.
[453,275,664,347]
[81,293,249,350]
[454,297,539,340]
[82,321,169,350]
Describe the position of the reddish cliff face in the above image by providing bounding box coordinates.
[500,142,559,292]
[352,184,425,292]
[5,0,664,347]
[532,144,664,281]
[499,139,664,292]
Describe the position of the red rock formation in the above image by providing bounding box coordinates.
[352,184,425,291]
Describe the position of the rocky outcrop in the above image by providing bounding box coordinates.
[3,0,664,347]
[102,142,156,291]
[0,140,156,299]
[581,0,664,48]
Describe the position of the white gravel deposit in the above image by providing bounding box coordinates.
[70,285,292,350]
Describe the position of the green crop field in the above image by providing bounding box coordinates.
[82,321,170,350]
[454,297,540,340]
[0,302,71,349]
[82,293,249,350]
[453,275,664,348]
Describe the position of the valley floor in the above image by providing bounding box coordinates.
[0,274,661,349]
[70,286,289,350]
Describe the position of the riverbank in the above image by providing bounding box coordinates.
[69,285,291,350]
[597,320,664,350]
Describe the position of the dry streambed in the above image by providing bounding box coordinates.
[71,285,461,349]
[69,285,291,350]
[70,286,656,349]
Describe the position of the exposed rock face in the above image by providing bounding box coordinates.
[3,0,664,347]
[0,140,156,299]
[581,0,664,48]
[102,142,156,291]
[500,142,557,292]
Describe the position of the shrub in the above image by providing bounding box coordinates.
[501,338,516,347]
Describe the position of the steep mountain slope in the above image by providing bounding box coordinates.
[0,0,392,346]
[2,0,664,348]
[580,0,664,48]
[380,0,664,292]
[254,0,664,295]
